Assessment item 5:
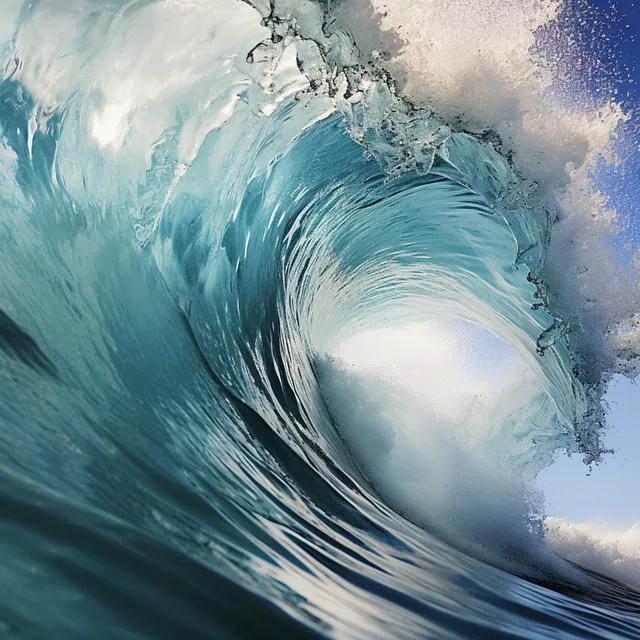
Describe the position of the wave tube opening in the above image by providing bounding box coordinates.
[279,146,579,571]
[318,321,550,560]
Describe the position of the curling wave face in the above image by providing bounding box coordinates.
[0,0,639,638]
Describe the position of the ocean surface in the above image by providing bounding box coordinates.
[0,0,639,638]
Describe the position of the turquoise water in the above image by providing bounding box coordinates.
[0,1,639,637]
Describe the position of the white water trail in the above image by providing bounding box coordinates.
[545,518,640,589]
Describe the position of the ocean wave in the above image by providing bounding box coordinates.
[0,0,639,638]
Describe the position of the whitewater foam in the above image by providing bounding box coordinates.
[546,517,640,589]
[317,322,553,563]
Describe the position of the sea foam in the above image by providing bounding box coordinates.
[546,517,640,588]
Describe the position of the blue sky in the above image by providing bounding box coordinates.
[540,376,640,528]
[540,0,640,529]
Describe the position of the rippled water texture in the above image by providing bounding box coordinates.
[0,1,639,638]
